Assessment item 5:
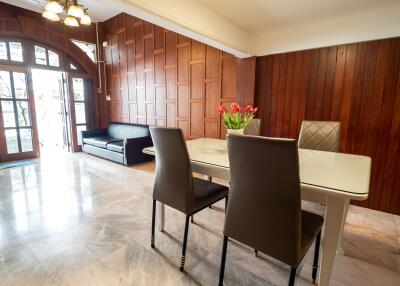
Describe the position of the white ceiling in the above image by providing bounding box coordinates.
[1,0,119,22]
[3,0,400,58]
[196,0,399,34]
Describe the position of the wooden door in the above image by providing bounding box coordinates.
[66,73,94,152]
[0,64,39,161]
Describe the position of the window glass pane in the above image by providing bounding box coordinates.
[70,63,77,70]
[76,125,87,145]
[9,42,23,62]
[16,101,31,127]
[0,71,12,99]
[5,129,18,154]
[74,103,86,124]
[1,101,16,128]
[35,46,47,65]
[72,78,85,100]
[13,72,27,99]
[48,50,59,67]
[20,129,33,152]
[71,40,96,62]
[0,42,7,60]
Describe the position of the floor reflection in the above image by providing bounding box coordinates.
[0,151,399,286]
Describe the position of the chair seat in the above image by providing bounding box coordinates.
[188,178,229,215]
[300,210,324,262]
[107,141,124,153]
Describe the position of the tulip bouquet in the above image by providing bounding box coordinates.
[217,102,258,133]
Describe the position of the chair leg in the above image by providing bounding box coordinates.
[288,267,297,286]
[218,236,229,286]
[254,249,258,257]
[225,196,228,212]
[180,216,190,271]
[151,200,156,248]
[312,231,322,283]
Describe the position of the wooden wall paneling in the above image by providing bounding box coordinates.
[236,57,256,106]
[330,45,347,121]
[297,51,311,134]
[289,52,303,138]
[282,53,295,137]
[255,37,400,214]
[103,12,256,143]
[375,38,400,211]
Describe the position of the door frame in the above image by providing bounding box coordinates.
[0,64,40,161]
[66,71,96,152]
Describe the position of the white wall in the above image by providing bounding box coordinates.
[255,2,400,56]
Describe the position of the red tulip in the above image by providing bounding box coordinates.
[217,105,227,113]
[231,102,241,113]
[244,104,253,112]
[253,107,258,113]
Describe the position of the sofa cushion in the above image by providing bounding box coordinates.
[107,123,150,139]
[107,141,124,153]
[83,135,121,148]
[83,137,100,146]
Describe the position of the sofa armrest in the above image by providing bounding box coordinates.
[124,136,154,165]
[81,128,107,139]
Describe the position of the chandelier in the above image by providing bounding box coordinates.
[42,0,92,27]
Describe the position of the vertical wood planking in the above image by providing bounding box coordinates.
[103,13,255,140]
[255,37,400,215]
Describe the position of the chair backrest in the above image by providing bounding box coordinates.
[107,123,150,139]
[225,135,302,266]
[244,118,261,136]
[298,120,341,152]
[150,127,193,213]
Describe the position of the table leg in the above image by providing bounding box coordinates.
[337,199,350,255]
[319,195,347,286]
[157,202,165,231]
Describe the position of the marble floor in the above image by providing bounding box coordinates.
[0,150,399,286]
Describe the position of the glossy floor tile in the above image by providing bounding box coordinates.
[0,150,399,285]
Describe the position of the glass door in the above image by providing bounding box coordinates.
[66,74,92,152]
[60,73,71,151]
[0,66,39,160]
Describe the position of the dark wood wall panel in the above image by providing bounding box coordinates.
[255,37,400,215]
[103,13,256,139]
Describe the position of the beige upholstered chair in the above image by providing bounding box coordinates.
[244,118,261,136]
[298,121,341,152]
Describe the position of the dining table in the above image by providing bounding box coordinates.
[143,138,371,286]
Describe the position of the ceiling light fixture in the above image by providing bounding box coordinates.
[64,15,79,27]
[44,0,63,14]
[80,9,92,25]
[67,1,84,18]
[42,0,92,28]
[42,10,61,22]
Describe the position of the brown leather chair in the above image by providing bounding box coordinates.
[149,127,229,271]
[298,120,341,152]
[219,135,323,286]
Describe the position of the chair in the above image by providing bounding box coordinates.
[219,135,323,286]
[244,118,261,136]
[298,121,341,152]
[149,127,229,271]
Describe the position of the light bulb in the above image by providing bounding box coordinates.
[44,0,63,14]
[67,3,84,18]
[64,16,79,27]
[80,13,91,25]
[42,10,60,22]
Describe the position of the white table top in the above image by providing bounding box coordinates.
[143,138,371,200]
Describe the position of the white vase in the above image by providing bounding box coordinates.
[227,129,244,135]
